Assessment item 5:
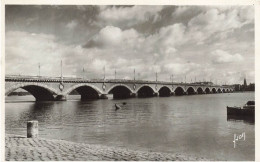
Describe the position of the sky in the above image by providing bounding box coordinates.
[5,5,255,84]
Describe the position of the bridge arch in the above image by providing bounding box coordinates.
[222,89,226,93]
[205,87,210,94]
[211,88,217,93]
[186,87,196,95]
[217,88,222,93]
[135,84,156,94]
[5,82,58,101]
[136,84,156,98]
[174,86,185,96]
[158,86,171,97]
[107,84,134,99]
[106,84,134,94]
[65,83,103,100]
[196,87,204,94]
[65,83,103,95]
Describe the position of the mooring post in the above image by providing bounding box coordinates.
[27,121,38,138]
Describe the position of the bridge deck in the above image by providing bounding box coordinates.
[5,75,230,87]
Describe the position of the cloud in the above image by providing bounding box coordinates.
[157,23,186,47]
[163,62,201,76]
[5,31,98,77]
[5,6,254,84]
[92,26,123,47]
[238,6,254,23]
[211,50,243,64]
[174,6,189,16]
[187,7,253,44]
[96,6,164,27]
[164,63,189,75]
[84,26,140,48]
[66,20,78,30]
[5,31,61,76]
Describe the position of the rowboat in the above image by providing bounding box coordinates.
[115,104,122,110]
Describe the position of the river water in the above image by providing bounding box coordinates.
[5,92,254,160]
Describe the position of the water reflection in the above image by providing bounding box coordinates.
[227,115,255,125]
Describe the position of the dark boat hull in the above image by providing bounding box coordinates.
[227,106,254,116]
[227,115,255,124]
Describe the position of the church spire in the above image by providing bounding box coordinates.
[244,78,247,87]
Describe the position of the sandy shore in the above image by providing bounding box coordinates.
[5,134,209,161]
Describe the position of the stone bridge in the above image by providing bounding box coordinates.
[5,75,235,101]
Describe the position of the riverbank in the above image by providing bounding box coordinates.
[5,134,209,161]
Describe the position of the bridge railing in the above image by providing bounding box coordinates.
[5,75,233,88]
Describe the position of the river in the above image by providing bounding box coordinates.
[5,92,254,161]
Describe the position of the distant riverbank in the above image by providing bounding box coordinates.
[5,134,209,161]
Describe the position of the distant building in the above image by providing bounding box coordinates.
[234,84,241,91]
[247,83,255,91]
[233,78,255,92]
[244,78,247,87]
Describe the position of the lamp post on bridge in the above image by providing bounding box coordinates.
[38,63,41,77]
[82,67,85,79]
[170,74,173,84]
[58,59,65,96]
[134,69,135,81]
[153,71,158,97]
[184,75,187,95]
[103,66,106,80]
[60,60,63,83]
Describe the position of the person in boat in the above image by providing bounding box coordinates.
[115,104,121,111]
[115,102,127,111]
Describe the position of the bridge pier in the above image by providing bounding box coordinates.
[113,93,131,99]
[170,92,175,96]
[56,95,67,101]
[153,92,159,97]
[81,95,99,100]
[130,93,137,98]
[99,94,108,99]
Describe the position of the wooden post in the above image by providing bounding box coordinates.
[27,121,38,138]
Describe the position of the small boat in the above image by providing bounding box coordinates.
[115,104,122,111]
[227,101,255,116]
